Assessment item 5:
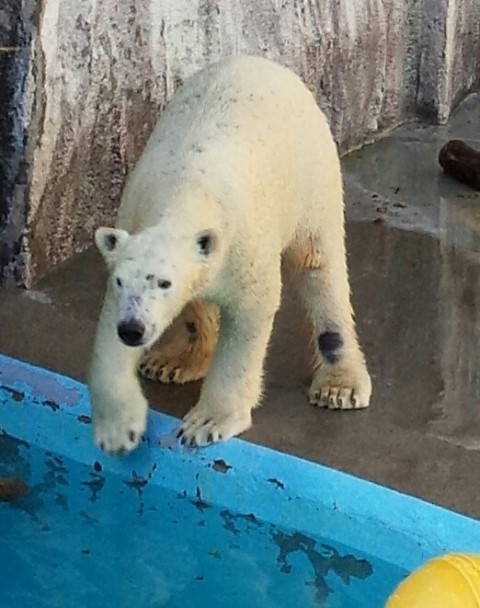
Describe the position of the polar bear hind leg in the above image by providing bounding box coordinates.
[288,231,372,410]
[138,300,219,384]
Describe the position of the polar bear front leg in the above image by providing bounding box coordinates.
[88,292,148,455]
[178,282,281,446]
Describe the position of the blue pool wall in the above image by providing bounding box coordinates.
[1,353,480,576]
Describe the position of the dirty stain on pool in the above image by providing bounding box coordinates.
[0,432,404,608]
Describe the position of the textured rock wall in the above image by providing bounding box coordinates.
[446,0,480,117]
[0,0,36,282]
[418,0,480,122]
[1,0,479,285]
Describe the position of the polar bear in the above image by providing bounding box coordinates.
[88,55,372,455]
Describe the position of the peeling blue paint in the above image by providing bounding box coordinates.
[271,530,373,605]
[0,354,480,607]
[80,473,105,503]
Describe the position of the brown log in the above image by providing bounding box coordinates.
[438,140,480,191]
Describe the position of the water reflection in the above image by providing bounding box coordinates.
[429,197,480,448]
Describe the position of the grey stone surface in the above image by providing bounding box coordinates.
[0,0,480,285]
[0,0,36,282]
[418,0,480,121]
[344,92,480,453]
[344,93,480,237]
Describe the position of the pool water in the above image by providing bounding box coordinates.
[0,431,405,608]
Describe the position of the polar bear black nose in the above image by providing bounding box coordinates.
[117,320,146,346]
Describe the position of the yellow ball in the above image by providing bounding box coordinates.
[386,554,480,608]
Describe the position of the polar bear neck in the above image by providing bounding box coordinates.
[119,165,233,240]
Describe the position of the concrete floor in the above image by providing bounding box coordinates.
[2,94,480,518]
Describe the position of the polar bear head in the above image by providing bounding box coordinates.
[95,225,219,348]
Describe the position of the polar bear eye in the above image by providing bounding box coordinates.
[196,229,217,256]
[115,277,122,287]
[158,279,171,289]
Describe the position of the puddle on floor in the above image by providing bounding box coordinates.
[344,188,480,451]
[428,198,480,448]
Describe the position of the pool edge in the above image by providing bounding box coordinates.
[1,352,479,572]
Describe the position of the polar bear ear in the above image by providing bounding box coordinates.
[196,230,218,257]
[94,227,130,265]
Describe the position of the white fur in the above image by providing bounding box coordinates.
[89,56,371,455]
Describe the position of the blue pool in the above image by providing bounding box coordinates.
[1,355,480,607]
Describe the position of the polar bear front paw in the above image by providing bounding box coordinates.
[309,360,372,410]
[138,348,210,384]
[177,405,252,447]
[93,408,147,456]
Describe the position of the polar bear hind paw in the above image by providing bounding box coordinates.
[138,348,210,384]
[309,360,372,410]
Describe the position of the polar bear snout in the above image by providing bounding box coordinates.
[117,319,146,347]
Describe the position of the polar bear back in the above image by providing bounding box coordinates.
[117,56,342,251]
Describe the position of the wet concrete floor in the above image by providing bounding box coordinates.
[1,94,480,517]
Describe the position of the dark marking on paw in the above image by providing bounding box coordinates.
[207,433,213,443]
[176,428,184,439]
[168,369,178,382]
[128,430,136,442]
[318,331,343,364]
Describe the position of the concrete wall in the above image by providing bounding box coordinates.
[1,0,479,286]
[418,0,480,121]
